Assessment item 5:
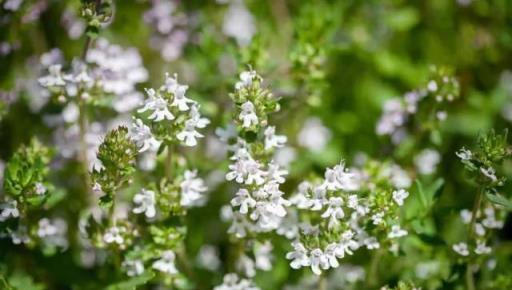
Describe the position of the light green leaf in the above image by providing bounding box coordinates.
[485,192,512,211]
[104,271,154,290]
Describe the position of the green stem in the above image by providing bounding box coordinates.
[165,144,174,180]
[466,264,475,290]
[368,249,383,287]
[465,187,484,290]
[78,99,90,181]
[318,274,327,290]
[78,0,102,193]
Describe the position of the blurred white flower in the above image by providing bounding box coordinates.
[133,189,157,218]
[152,250,178,274]
[298,117,331,152]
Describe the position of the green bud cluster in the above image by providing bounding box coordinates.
[91,126,138,208]
[3,138,53,208]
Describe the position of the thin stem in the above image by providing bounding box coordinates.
[78,99,91,186]
[465,264,476,290]
[78,0,102,193]
[165,144,174,180]
[318,274,327,290]
[465,187,484,290]
[368,249,383,287]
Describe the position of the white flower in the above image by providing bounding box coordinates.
[322,162,359,191]
[235,70,257,90]
[129,118,160,152]
[189,104,210,128]
[480,167,497,182]
[239,101,258,128]
[177,119,204,147]
[388,225,408,239]
[226,153,266,185]
[321,197,345,229]
[133,189,157,218]
[152,250,178,274]
[298,117,332,152]
[309,248,329,275]
[475,241,491,255]
[290,182,313,209]
[123,259,145,277]
[389,164,412,189]
[35,182,47,195]
[138,88,174,121]
[324,243,340,268]
[456,148,472,161]
[222,0,256,47]
[164,73,194,111]
[452,242,469,256]
[460,209,472,224]
[482,207,504,229]
[254,241,273,271]
[0,200,20,221]
[37,218,68,248]
[334,230,360,258]
[371,212,385,225]
[264,126,287,150]
[38,64,66,87]
[196,245,221,271]
[103,226,125,245]
[364,237,380,250]
[231,188,256,214]
[216,124,237,142]
[180,170,208,207]
[286,242,310,269]
[266,161,287,184]
[414,149,440,175]
[214,273,260,290]
[392,189,409,206]
[427,80,438,92]
[376,99,407,136]
[10,225,30,245]
[475,223,486,237]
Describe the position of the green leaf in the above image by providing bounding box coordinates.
[485,192,512,211]
[416,233,446,246]
[415,180,427,208]
[8,271,45,290]
[104,271,154,290]
[99,195,113,209]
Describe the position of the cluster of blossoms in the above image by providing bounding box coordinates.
[131,72,209,149]
[38,38,148,113]
[130,169,208,221]
[36,40,148,171]
[451,130,510,259]
[143,0,189,62]
[452,205,504,257]
[376,67,460,144]
[0,139,70,254]
[285,160,411,275]
[82,68,210,283]
[220,0,256,47]
[220,69,290,236]
[214,273,260,290]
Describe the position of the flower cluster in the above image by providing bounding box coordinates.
[214,273,260,290]
[143,0,189,61]
[221,69,289,237]
[376,67,460,144]
[451,130,510,259]
[452,206,504,257]
[38,38,148,113]
[285,160,411,275]
[131,73,209,149]
[0,139,70,254]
